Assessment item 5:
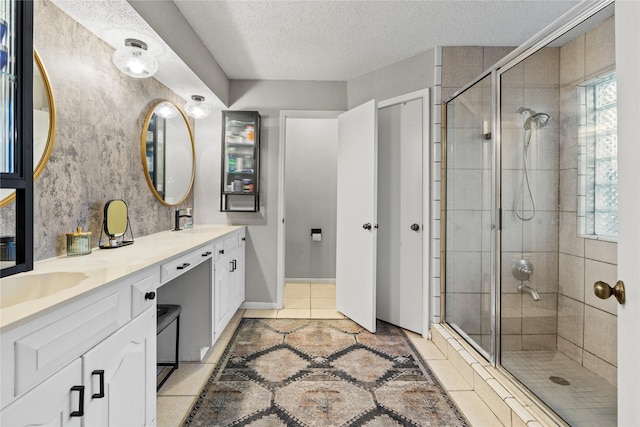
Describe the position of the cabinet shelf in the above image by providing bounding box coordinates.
[222,191,255,195]
[220,111,260,212]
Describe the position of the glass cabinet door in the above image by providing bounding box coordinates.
[220,110,260,212]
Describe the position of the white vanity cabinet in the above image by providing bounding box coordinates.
[213,229,246,341]
[0,359,83,426]
[0,225,246,427]
[231,229,246,309]
[0,270,158,427]
[83,307,156,427]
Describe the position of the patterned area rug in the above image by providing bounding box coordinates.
[184,319,468,426]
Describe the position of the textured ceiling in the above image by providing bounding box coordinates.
[50,0,581,106]
[174,0,580,81]
[51,0,225,107]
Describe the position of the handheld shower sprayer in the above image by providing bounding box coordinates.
[514,107,552,221]
[518,107,551,131]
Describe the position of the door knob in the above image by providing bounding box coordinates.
[410,223,420,231]
[363,223,372,230]
[594,280,625,305]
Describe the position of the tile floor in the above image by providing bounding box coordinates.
[156,283,503,426]
[503,350,617,427]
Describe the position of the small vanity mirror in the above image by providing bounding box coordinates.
[0,49,56,207]
[99,199,134,248]
[141,100,195,206]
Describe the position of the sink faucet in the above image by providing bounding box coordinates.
[174,208,192,231]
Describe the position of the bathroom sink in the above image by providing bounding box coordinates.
[0,272,89,309]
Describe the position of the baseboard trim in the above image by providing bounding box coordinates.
[240,302,279,310]
[286,278,336,284]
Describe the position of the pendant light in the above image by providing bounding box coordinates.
[184,95,211,119]
[112,38,158,78]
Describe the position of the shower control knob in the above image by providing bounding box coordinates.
[594,280,625,305]
[410,223,420,231]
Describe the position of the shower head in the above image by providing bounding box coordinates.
[518,107,551,130]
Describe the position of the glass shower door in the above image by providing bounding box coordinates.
[444,74,494,358]
[498,5,617,425]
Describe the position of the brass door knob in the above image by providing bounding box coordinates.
[593,280,625,305]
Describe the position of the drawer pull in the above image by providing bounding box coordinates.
[202,251,212,257]
[219,249,225,255]
[230,259,237,272]
[145,291,156,300]
[241,237,246,241]
[70,385,85,417]
[92,370,105,398]
[177,263,191,270]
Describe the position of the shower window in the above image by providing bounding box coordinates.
[578,73,618,239]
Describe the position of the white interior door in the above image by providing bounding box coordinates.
[616,3,640,424]
[376,98,424,334]
[336,100,378,333]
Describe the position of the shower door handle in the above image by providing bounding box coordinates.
[594,280,625,305]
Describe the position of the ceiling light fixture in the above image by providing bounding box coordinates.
[112,38,158,79]
[155,101,179,119]
[184,95,211,119]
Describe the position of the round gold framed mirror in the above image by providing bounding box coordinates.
[141,100,195,206]
[0,49,56,207]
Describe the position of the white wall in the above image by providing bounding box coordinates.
[347,50,435,108]
[194,80,347,306]
[285,118,338,279]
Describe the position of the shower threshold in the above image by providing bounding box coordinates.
[502,350,616,427]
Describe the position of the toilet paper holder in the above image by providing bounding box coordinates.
[311,228,322,242]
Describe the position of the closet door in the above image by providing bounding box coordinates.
[336,100,378,333]
[377,97,424,334]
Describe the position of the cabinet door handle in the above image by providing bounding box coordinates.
[230,260,237,272]
[241,237,246,241]
[70,385,85,417]
[202,251,212,257]
[145,291,156,300]
[92,370,105,399]
[219,249,225,255]
[177,262,191,270]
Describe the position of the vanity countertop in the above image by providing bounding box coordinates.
[0,225,244,331]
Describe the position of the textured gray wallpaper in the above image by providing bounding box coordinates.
[0,0,194,260]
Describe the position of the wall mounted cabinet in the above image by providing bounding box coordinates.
[220,111,260,212]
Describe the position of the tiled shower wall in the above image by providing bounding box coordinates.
[500,47,561,352]
[557,16,617,386]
